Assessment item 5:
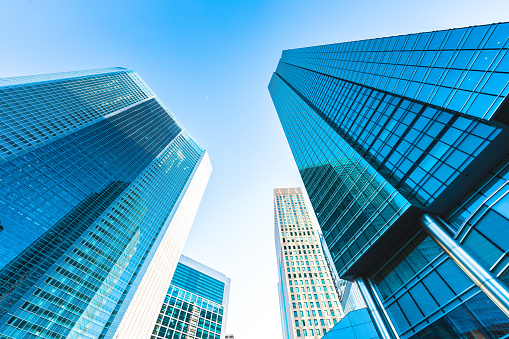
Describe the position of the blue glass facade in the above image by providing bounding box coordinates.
[151,256,230,339]
[269,23,509,339]
[170,264,226,305]
[0,68,211,338]
[321,308,378,339]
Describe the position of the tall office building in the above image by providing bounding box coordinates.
[274,188,343,339]
[0,68,212,339]
[151,255,230,339]
[269,23,509,338]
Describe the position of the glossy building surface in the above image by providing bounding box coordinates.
[0,68,212,338]
[151,255,230,339]
[274,188,344,339]
[269,23,509,338]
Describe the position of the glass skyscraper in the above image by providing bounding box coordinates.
[274,188,344,339]
[269,23,509,338]
[151,255,230,339]
[0,68,212,339]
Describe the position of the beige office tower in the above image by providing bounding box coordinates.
[274,188,344,339]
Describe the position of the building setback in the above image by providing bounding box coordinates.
[274,187,343,339]
[151,255,230,339]
[0,68,212,339]
[269,23,509,338]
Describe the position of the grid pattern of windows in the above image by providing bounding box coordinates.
[151,285,224,339]
[443,154,509,289]
[369,227,509,338]
[270,23,509,339]
[0,70,205,339]
[274,189,343,338]
[0,69,154,160]
[275,62,501,207]
[410,292,509,339]
[269,76,410,276]
[281,22,509,120]
[171,264,225,305]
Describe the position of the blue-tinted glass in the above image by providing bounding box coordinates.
[0,69,206,339]
[463,25,490,49]
[422,271,455,304]
[409,282,438,316]
[485,23,509,48]
[475,210,509,251]
[444,28,467,49]
[452,50,475,69]
[481,72,509,95]
[436,260,473,294]
[171,263,225,305]
[270,24,509,339]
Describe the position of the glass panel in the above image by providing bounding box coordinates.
[387,302,411,333]
[475,209,509,252]
[436,260,474,294]
[409,282,439,316]
[422,271,455,305]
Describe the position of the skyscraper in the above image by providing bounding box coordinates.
[0,68,212,339]
[274,188,344,339]
[151,255,230,339]
[269,23,509,338]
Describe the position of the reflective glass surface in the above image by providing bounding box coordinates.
[446,153,509,286]
[150,262,226,339]
[170,263,225,306]
[410,292,509,339]
[280,23,509,120]
[273,61,501,207]
[269,23,509,339]
[269,75,410,276]
[0,70,205,339]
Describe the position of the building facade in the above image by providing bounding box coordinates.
[0,68,212,339]
[269,23,509,338]
[275,188,344,339]
[151,255,230,339]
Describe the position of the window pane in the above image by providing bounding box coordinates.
[409,282,439,316]
[436,259,474,294]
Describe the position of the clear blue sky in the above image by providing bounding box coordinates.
[1,0,508,338]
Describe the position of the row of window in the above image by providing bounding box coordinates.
[280,23,508,119]
[291,292,336,301]
[292,301,338,309]
[293,310,339,318]
[295,318,337,327]
[296,327,329,337]
[281,230,316,237]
